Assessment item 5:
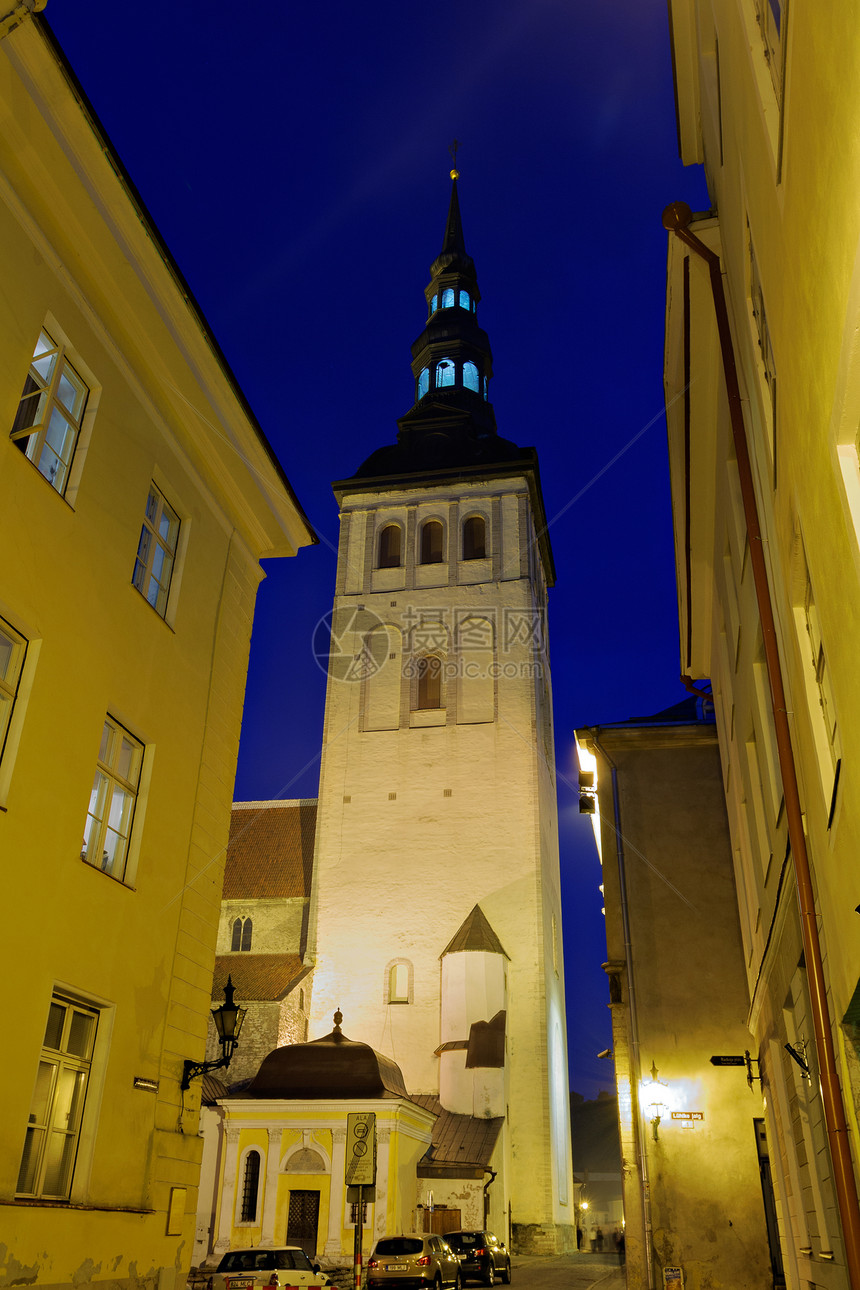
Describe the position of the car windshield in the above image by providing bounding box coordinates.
[376,1238,424,1256]
[217,1250,312,1273]
[448,1234,482,1251]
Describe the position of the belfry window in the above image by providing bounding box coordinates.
[416,656,443,710]
[231,917,252,952]
[459,290,472,311]
[441,288,455,309]
[483,376,488,400]
[418,368,430,398]
[463,361,479,392]
[430,294,438,315]
[420,520,444,564]
[463,516,487,560]
[378,524,402,569]
[436,360,455,389]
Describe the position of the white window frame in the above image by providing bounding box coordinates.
[132,482,181,618]
[16,993,99,1200]
[81,715,144,884]
[0,615,27,766]
[10,327,90,496]
[386,959,413,1005]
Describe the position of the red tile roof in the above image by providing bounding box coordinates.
[213,953,306,1001]
[224,800,317,899]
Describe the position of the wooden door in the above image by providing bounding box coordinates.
[287,1189,320,1259]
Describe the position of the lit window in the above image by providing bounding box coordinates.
[483,377,488,400]
[81,716,143,882]
[441,288,455,309]
[132,483,180,617]
[240,1150,261,1222]
[388,961,411,1003]
[420,520,444,564]
[436,360,455,389]
[17,995,98,1200]
[418,368,430,399]
[231,917,253,952]
[430,294,438,314]
[463,361,479,392]
[459,290,471,310]
[378,524,402,569]
[0,617,26,764]
[416,656,443,710]
[10,329,89,495]
[463,516,487,560]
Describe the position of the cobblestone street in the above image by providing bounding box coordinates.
[509,1253,625,1290]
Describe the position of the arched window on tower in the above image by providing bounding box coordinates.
[415,656,443,710]
[420,520,444,564]
[239,1150,261,1223]
[388,961,412,1003]
[441,288,455,308]
[436,360,455,389]
[418,367,429,399]
[463,361,479,392]
[483,376,488,400]
[459,290,471,311]
[463,516,487,561]
[378,524,402,569]
[231,916,253,952]
[430,294,438,314]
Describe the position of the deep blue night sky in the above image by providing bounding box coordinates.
[45,0,709,1098]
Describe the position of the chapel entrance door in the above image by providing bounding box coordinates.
[287,1189,320,1259]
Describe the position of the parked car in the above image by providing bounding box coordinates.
[209,1247,333,1290]
[367,1234,462,1289]
[444,1231,511,1285]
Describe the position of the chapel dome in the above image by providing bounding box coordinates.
[241,1012,409,1100]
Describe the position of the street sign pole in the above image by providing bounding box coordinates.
[354,1182,363,1290]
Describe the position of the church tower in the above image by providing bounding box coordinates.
[307,173,574,1252]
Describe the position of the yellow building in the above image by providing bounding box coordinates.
[663,3,860,1287]
[0,10,313,1287]
[577,702,773,1290]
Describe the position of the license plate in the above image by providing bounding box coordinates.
[227,1281,254,1288]
[387,1265,408,1271]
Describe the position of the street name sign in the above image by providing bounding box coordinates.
[709,1055,746,1066]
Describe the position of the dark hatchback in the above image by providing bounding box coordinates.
[445,1232,511,1285]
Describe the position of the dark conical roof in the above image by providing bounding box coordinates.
[442,905,509,958]
[241,1014,410,1100]
[429,177,475,279]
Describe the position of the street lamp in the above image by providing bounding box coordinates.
[181,975,246,1090]
[641,1061,669,1140]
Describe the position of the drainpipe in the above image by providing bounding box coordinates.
[589,734,655,1290]
[482,1168,497,1228]
[663,200,860,1290]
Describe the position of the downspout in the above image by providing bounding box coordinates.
[663,200,860,1289]
[590,732,655,1290]
[482,1168,497,1228]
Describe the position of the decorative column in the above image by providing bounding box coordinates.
[375,1127,391,1238]
[260,1127,282,1246]
[214,1126,241,1254]
[324,1127,347,1259]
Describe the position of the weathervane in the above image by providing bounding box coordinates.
[449,138,461,180]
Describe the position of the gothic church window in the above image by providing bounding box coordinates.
[463,515,486,560]
[420,520,444,564]
[415,656,443,710]
[378,524,402,569]
[231,917,253,952]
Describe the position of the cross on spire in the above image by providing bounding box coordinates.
[449,138,461,180]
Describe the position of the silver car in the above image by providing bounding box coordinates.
[367,1234,462,1290]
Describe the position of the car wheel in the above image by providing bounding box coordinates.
[434,1276,442,1290]
[453,1275,462,1290]
[500,1261,511,1285]
[483,1263,494,1287]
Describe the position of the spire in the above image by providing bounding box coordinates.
[431,172,475,279]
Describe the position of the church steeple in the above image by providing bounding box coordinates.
[401,169,496,437]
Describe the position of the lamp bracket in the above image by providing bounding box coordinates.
[745,1049,762,1089]
[181,1051,234,1092]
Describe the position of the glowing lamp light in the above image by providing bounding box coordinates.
[641,1061,672,1140]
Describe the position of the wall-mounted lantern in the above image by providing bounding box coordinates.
[181,975,246,1091]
